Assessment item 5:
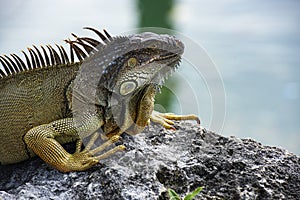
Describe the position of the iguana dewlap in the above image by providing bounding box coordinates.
[0,27,199,172]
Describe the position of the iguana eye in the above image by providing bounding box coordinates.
[120,81,137,96]
[127,57,137,67]
[150,43,157,48]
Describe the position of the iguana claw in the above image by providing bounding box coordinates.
[150,110,200,130]
[62,134,125,172]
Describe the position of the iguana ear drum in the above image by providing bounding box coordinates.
[119,80,137,96]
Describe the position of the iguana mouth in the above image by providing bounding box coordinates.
[151,54,182,88]
[149,51,181,62]
[152,41,184,86]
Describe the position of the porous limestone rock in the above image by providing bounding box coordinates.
[0,122,299,199]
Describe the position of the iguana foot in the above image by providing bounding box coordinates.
[24,118,125,172]
[85,132,126,160]
[66,133,125,172]
[150,110,200,130]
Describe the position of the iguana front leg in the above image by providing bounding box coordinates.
[24,117,124,172]
[150,110,200,130]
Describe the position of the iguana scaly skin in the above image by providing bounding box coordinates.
[0,27,199,172]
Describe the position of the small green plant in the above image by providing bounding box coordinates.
[168,187,204,200]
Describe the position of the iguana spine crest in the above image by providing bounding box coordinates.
[0,27,111,78]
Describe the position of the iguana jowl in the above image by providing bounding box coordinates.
[0,27,199,172]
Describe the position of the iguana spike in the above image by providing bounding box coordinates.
[33,45,45,67]
[71,33,78,39]
[71,33,93,54]
[0,56,12,75]
[71,33,95,54]
[59,45,70,64]
[65,39,87,61]
[10,54,23,72]
[76,40,95,54]
[1,55,16,74]
[22,50,32,70]
[41,46,50,66]
[4,55,20,73]
[65,39,75,63]
[0,67,6,77]
[46,45,55,66]
[29,47,41,68]
[56,44,66,64]
[84,27,108,43]
[28,48,37,68]
[80,37,101,48]
[72,43,86,61]
[11,54,27,71]
[48,45,61,65]
[32,48,41,68]
[103,29,112,40]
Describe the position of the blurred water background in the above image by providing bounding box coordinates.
[0,0,299,154]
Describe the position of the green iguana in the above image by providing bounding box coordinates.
[0,27,199,172]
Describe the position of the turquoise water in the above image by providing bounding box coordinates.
[0,0,299,154]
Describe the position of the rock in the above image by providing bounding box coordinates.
[0,122,299,199]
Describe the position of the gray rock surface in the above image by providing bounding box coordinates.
[0,122,299,200]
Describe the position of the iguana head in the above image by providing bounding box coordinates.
[98,32,184,135]
[72,31,184,136]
